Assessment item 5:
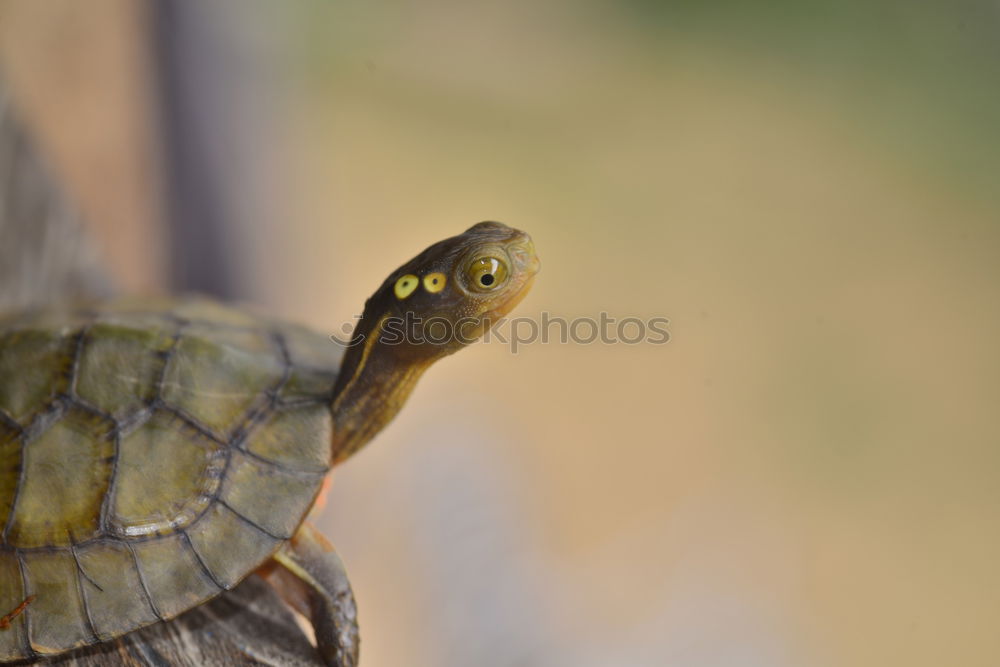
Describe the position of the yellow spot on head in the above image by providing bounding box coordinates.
[423,272,447,293]
[394,274,418,299]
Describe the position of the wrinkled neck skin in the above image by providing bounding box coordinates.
[329,311,454,465]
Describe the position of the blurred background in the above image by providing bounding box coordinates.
[2,1,999,665]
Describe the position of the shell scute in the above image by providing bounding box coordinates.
[75,538,159,639]
[21,550,92,654]
[160,325,282,436]
[186,502,280,589]
[7,408,114,548]
[112,410,226,538]
[220,450,324,540]
[130,533,219,620]
[245,403,332,472]
[75,321,174,417]
[277,320,343,370]
[0,328,74,424]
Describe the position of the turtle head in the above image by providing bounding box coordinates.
[376,220,539,354]
[330,221,539,462]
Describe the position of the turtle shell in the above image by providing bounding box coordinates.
[0,297,339,660]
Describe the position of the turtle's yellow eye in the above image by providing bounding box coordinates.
[394,274,419,299]
[423,272,447,293]
[466,257,508,291]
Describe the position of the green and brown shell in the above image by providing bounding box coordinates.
[0,297,339,660]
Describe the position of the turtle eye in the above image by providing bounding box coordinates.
[394,274,419,299]
[466,257,508,291]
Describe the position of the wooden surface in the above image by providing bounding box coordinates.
[0,77,328,666]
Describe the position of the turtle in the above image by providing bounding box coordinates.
[0,221,539,665]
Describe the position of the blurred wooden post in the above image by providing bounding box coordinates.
[0,82,111,312]
[0,77,327,666]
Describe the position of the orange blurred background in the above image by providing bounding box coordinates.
[3,1,1000,665]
